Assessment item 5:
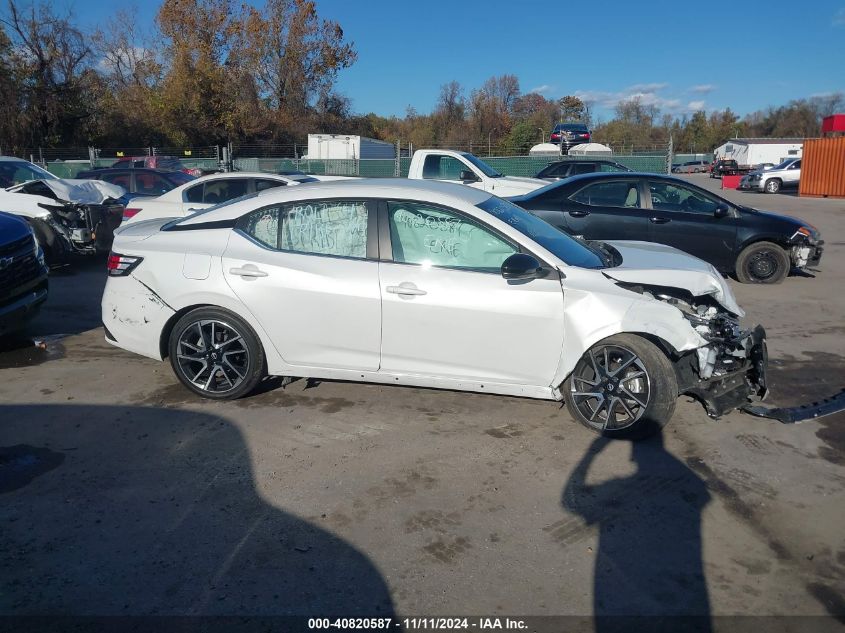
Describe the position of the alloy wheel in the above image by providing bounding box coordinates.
[175,319,250,394]
[569,345,651,431]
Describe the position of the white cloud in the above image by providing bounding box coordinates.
[96,46,152,74]
[529,84,553,95]
[833,7,845,26]
[689,84,716,94]
[575,83,709,114]
[627,82,668,93]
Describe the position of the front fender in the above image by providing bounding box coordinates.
[552,279,706,390]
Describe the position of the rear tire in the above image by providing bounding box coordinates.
[735,241,790,284]
[764,178,781,194]
[168,307,266,400]
[563,334,677,440]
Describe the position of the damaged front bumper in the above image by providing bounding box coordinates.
[789,229,823,270]
[41,202,124,256]
[676,325,769,419]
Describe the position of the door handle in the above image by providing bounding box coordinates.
[386,284,427,296]
[568,210,590,218]
[650,217,671,224]
[229,265,268,278]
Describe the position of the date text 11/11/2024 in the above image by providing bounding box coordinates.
[308,617,528,630]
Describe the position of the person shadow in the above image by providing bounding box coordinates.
[0,404,395,619]
[562,431,712,633]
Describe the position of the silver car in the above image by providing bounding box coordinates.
[740,158,801,194]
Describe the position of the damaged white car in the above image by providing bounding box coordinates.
[101,179,768,439]
[0,157,126,264]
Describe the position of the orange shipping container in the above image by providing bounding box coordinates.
[800,137,845,198]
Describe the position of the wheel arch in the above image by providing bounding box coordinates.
[735,234,792,256]
[159,303,213,359]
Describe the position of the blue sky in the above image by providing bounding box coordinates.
[67,0,845,120]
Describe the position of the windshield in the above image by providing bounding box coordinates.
[0,160,59,187]
[461,153,503,178]
[771,159,794,170]
[476,196,605,269]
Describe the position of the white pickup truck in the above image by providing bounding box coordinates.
[407,149,547,196]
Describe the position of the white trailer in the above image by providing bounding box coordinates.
[305,134,395,160]
[714,138,803,168]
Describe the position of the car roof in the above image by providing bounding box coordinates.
[537,171,692,189]
[545,159,619,165]
[176,178,492,225]
[80,167,179,175]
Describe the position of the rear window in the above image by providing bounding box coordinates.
[556,124,588,132]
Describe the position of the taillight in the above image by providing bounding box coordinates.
[107,252,143,276]
[122,208,141,222]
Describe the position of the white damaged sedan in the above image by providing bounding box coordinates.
[102,179,767,439]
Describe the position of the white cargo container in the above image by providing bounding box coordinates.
[713,138,803,168]
[305,134,395,160]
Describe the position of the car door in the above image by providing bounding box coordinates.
[378,200,565,386]
[222,198,381,370]
[419,154,485,191]
[783,160,801,187]
[539,178,652,242]
[644,179,738,270]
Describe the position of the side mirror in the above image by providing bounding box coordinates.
[714,203,730,218]
[459,169,479,182]
[501,253,543,280]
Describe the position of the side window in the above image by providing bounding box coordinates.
[239,206,281,249]
[789,160,801,170]
[387,201,516,272]
[256,178,286,192]
[648,181,719,214]
[202,178,248,204]
[600,163,627,172]
[421,155,467,180]
[570,181,641,208]
[571,163,596,175]
[101,171,131,190]
[185,184,204,203]
[135,173,172,195]
[238,201,368,259]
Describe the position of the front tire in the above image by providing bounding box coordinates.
[764,178,781,194]
[563,334,677,440]
[30,218,68,267]
[735,241,790,284]
[168,307,266,400]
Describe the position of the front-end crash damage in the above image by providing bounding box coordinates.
[617,281,768,418]
[12,179,125,257]
[788,227,823,269]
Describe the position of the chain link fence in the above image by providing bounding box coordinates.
[14,141,674,179]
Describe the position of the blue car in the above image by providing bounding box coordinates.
[0,211,49,335]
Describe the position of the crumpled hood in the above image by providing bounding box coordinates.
[37,179,125,204]
[601,240,744,316]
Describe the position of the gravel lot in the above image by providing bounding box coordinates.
[1,175,844,623]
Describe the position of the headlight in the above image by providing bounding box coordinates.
[794,226,819,244]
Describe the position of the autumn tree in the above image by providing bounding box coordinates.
[1,0,96,147]
[238,0,356,140]
[155,0,240,144]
